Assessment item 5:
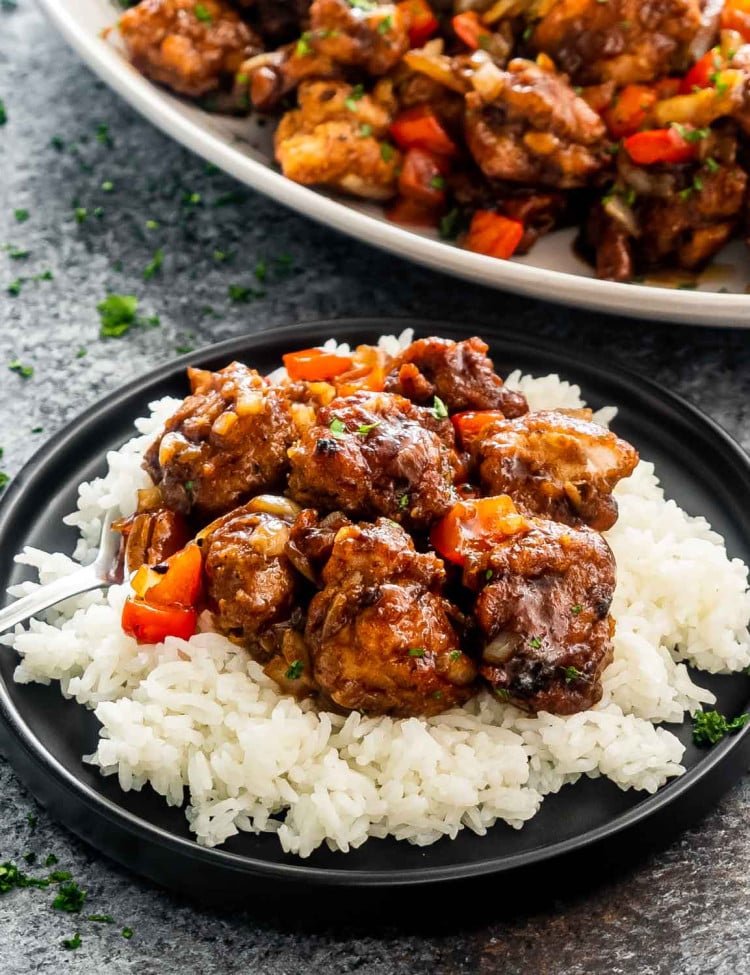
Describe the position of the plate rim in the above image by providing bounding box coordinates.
[1,316,750,888]
[36,0,750,328]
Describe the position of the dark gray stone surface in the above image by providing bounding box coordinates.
[1,5,750,972]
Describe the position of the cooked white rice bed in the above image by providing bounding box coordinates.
[4,336,750,856]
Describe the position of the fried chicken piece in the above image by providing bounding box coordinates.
[467,520,615,715]
[465,59,611,189]
[288,390,459,531]
[473,410,639,531]
[119,0,262,98]
[530,0,704,86]
[202,504,299,653]
[464,518,616,715]
[274,80,401,199]
[306,518,477,716]
[144,362,297,519]
[308,0,410,76]
[385,336,528,417]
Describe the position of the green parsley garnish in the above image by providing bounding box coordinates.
[76,347,87,358]
[380,143,395,162]
[228,283,256,302]
[27,813,37,829]
[439,208,460,240]
[143,247,164,280]
[122,927,134,940]
[145,219,160,230]
[95,122,112,146]
[431,395,449,419]
[397,493,409,510]
[0,861,49,893]
[194,2,212,20]
[101,180,114,192]
[449,650,461,661]
[705,157,720,173]
[485,569,493,581]
[408,647,426,657]
[571,604,583,615]
[344,83,365,111]
[285,660,304,680]
[0,98,6,125]
[329,417,347,435]
[432,690,443,699]
[494,688,510,701]
[31,426,43,433]
[7,278,22,296]
[377,13,392,33]
[528,636,542,649]
[563,666,585,684]
[97,294,138,337]
[48,871,73,883]
[429,175,445,190]
[6,245,29,259]
[356,420,380,435]
[0,472,8,492]
[671,122,709,143]
[254,260,266,281]
[296,32,313,56]
[62,933,82,951]
[74,207,87,223]
[14,208,28,223]
[184,480,195,493]
[51,881,87,913]
[359,123,373,138]
[692,709,749,746]
[44,854,58,867]
[22,852,36,864]
[88,914,114,923]
[9,359,33,379]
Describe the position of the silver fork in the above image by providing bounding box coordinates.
[0,509,123,634]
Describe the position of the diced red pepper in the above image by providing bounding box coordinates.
[430,496,529,566]
[452,11,491,50]
[398,148,449,207]
[131,542,203,607]
[398,0,439,47]
[451,410,507,446]
[122,599,198,645]
[390,106,459,156]
[603,84,658,139]
[463,211,524,260]
[680,49,721,94]
[622,127,698,165]
[283,347,354,382]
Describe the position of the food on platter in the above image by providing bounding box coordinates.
[4,330,750,857]
[114,0,750,282]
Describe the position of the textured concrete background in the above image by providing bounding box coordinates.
[2,4,750,972]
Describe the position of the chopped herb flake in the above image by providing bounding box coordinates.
[194,2,212,20]
[122,927,134,940]
[408,647,426,657]
[528,636,542,649]
[44,854,58,867]
[143,247,164,280]
[431,395,448,419]
[329,417,346,435]
[101,180,114,192]
[571,604,583,615]
[285,660,304,680]
[14,208,28,223]
[97,294,138,337]
[356,420,381,435]
[563,665,585,684]
[62,933,82,951]
[88,914,114,923]
[52,881,87,912]
[692,709,749,746]
[74,207,88,223]
[9,359,33,379]
[380,143,395,162]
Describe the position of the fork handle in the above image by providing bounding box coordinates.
[0,567,106,635]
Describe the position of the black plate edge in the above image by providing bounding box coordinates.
[1,317,749,892]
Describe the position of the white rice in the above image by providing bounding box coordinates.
[3,332,749,856]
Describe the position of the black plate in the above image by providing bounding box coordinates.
[1,319,750,911]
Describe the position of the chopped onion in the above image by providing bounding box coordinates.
[247,495,302,520]
[471,59,507,101]
[603,194,640,238]
[483,631,520,664]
